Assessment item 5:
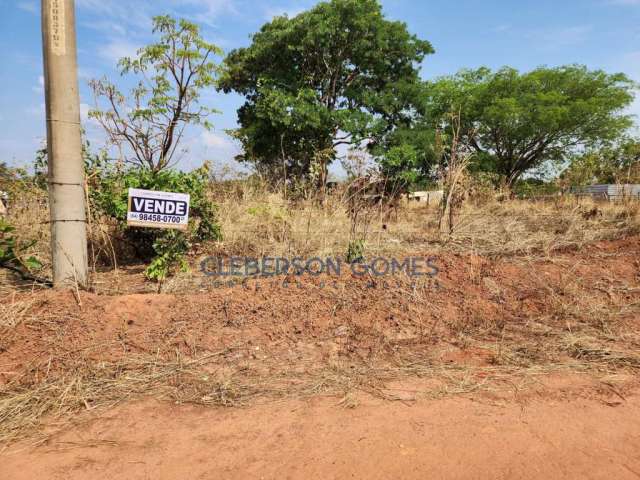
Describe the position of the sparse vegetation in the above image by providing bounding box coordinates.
[2,1,640,469]
[90,165,222,281]
[0,218,44,283]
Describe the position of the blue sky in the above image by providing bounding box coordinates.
[1,0,639,174]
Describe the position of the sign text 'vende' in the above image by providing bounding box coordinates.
[126,188,190,230]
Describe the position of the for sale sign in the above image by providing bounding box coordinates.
[127,188,190,230]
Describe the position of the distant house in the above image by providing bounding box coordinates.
[408,190,443,205]
[571,184,640,200]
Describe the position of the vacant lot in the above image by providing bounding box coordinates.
[1,204,640,477]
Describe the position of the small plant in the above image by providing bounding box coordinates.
[145,230,191,282]
[345,239,366,263]
[439,112,473,235]
[0,218,43,278]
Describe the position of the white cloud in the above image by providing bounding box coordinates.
[625,54,640,126]
[76,0,236,65]
[79,102,103,135]
[76,0,120,13]
[98,40,141,64]
[78,67,99,80]
[80,103,92,122]
[174,0,238,14]
[201,131,236,149]
[170,0,239,26]
[199,130,242,164]
[76,0,151,31]
[17,1,38,14]
[77,0,240,28]
[630,97,640,123]
[81,20,128,36]
[31,75,44,94]
[529,25,592,47]
[608,51,640,132]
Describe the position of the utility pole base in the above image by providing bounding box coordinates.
[42,0,89,288]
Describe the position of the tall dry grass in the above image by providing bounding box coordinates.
[3,179,640,287]
[210,181,640,259]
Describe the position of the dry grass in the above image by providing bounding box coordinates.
[0,297,33,328]
[3,327,638,445]
[0,350,244,444]
[210,185,640,259]
[3,271,639,445]
[448,198,640,256]
[5,181,640,278]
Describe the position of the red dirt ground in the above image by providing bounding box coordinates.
[1,236,639,478]
[4,389,640,479]
[2,236,638,381]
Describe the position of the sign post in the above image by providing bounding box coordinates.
[127,188,190,230]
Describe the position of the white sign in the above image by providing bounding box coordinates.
[127,188,190,230]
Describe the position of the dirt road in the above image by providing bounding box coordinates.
[4,388,640,480]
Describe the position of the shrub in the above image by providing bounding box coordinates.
[0,218,43,278]
[91,164,222,281]
[345,239,366,263]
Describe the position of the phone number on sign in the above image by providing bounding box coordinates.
[133,213,185,224]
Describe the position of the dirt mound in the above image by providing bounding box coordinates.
[0,236,639,445]
[3,236,639,372]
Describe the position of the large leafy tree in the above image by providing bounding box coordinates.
[422,66,636,187]
[218,0,433,183]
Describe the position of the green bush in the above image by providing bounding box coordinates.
[345,239,366,263]
[91,165,222,281]
[0,218,43,276]
[512,179,561,197]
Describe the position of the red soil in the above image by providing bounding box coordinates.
[1,236,639,478]
[4,388,640,479]
[2,236,638,381]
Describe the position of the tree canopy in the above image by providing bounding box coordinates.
[560,138,640,186]
[420,65,636,186]
[218,0,433,183]
[371,117,440,189]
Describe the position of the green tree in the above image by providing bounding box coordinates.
[89,16,222,172]
[373,123,439,189]
[560,138,640,187]
[218,0,433,184]
[423,66,636,187]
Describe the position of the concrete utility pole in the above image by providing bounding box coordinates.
[41,0,88,288]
